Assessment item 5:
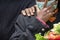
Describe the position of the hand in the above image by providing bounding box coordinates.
[21,0,48,16]
[35,5,57,22]
[21,5,35,16]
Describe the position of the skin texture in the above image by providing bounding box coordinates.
[21,0,58,22]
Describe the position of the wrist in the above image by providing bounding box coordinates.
[36,16,46,24]
[36,16,49,28]
[36,16,47,22]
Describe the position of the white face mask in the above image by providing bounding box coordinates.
[36,0,57,10]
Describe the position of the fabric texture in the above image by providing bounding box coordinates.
[9,14,49,40]
[0,0,35,40]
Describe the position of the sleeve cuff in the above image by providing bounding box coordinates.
[36,16,49,28]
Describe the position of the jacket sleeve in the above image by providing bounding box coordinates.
[22,15,49,35]
[9,14,49,40]
[9,23,28,40]
[9,14,36,40]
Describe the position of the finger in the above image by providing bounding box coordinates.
[21,10,26,15]
[43,0,57,12]
[47,0,58,9]
[42,12,52,22]
[49,9,58,22]
[31,6,35,12]
[44,13,52,21]
[46,11,54,17]
[34,5,40,12]
[45,11,53,18]
[46,8,58,17]
[48,1,58,12]
[48,12,54,17]
[43,8,49,12]
[29,8,34,15]
[43,10,50,16]
[43,6,52,12]
[25,9,30,16]
[47,8,58,15]
[43,0,48,8]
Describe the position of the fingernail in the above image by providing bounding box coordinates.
[23,13,26,15]
[28,14,30,16]
[31,13,34,15]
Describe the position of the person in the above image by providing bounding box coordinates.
[9,0,59,40]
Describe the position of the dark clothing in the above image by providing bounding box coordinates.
[0,0,60,40]
[0,0,35,40]
[9,14,49,40]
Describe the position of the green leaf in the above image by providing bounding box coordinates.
[35,34,48,40]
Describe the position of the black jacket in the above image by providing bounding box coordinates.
[0,0,36,40]
[9,14,49,40]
